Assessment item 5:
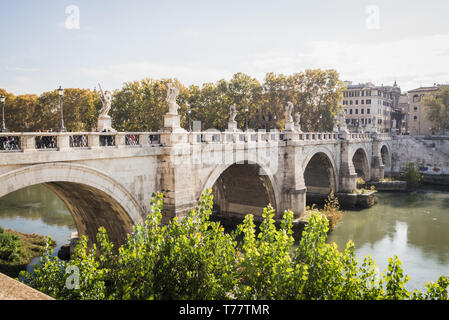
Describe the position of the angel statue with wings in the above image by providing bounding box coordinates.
[98,83,112,117]
[166,83,181,115]
[229,104,237,123]
[285,101,294,123]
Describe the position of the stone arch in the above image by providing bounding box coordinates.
[202,161,279,217]
[380,144,391,168]
[303,150,338,205]
[352,147,371,181]
[0,163,145,245]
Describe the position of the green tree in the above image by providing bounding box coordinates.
[19,191,449,300]
[423,85,449,133]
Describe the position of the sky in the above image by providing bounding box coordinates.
[1,0,449,95]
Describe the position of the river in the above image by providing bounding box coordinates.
[0,184,448,292]
[0,184,76,273]
[328,186,449,292]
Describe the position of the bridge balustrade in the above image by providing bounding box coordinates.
[0,135,21,151]
[0,130,390,152]
[35,134,57,150]
[70,135,89,148]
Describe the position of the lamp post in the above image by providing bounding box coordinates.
[1,95,7,132]
[58,86,66,132]
[245,106,249,131]
[187,109,192,132]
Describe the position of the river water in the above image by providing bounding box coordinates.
[328,186,449,292]
[0,184,76,273]
[0,184,448,292]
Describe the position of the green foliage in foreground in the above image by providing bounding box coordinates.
[19,191,449,300]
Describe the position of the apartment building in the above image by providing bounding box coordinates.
[407,85,448,136]
[341,81,397,133]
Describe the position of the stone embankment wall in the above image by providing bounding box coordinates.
[391,136,449,176]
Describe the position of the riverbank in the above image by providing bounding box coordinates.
[0,227,53,278]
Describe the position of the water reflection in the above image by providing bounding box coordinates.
[0,184,75,228]
[328,188,449,291]
[0,184,76,271]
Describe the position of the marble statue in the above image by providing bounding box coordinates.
[229,104,237,123]
[98,84,112,117]
[166,83,180,115]
[285,101,294,123]
[294,112,301,126]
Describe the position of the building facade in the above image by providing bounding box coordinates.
[341,81,398,133]
[407,85,446,136]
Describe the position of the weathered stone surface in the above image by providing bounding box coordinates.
[0,272,53,300]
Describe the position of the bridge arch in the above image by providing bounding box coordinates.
[352,147,370,181]
[202,161,280,217]
[380,144,391,168]
[0,163,145,245]
[302,149,338,205]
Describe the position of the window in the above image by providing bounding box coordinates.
[361,109,364,114]
[367,108,370,114]
[366,99,371,104]
[350,109,353,114]
[361,100,364,105]
[355,109,358,114]
[414,116,418,121]
[355,100,358,105]
[350,100,353,105]
[368,118,371,124]
[414,106,418,111]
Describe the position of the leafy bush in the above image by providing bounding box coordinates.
[400,163,423,188]
[356,177,365,186]
[19,190,449,300]
[0,228,21,262]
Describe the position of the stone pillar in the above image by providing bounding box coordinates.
[159,144,196,223]
[22,134,36,152]
[88,133,100,149]
[371,138,385,180]
[159,113,196,222]
[57,134,70,151]
[339,140,357,192]
[282,144,306,218]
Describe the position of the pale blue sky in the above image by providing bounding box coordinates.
[1,0,449,94]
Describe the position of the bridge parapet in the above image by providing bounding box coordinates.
[0,132,162,152]
[0,130,391,153]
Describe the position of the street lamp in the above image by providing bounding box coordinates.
[245,106,249,131]
[187,109,192,132]
[58,86,66,132]
[1,94,7,132]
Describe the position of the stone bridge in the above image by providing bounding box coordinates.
[0,129,392,244]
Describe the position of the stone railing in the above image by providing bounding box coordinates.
[0,132,162,152]
[349,132,372,140]
[0,129,390,152]
[188,130,285,144]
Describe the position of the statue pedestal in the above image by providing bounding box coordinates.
[227,121,238,131]
[97,115,115,132]
[161,113,188,145]
[284,121,295,132]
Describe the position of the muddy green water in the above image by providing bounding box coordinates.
[0,184,76,273]
[328,187,449,291]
